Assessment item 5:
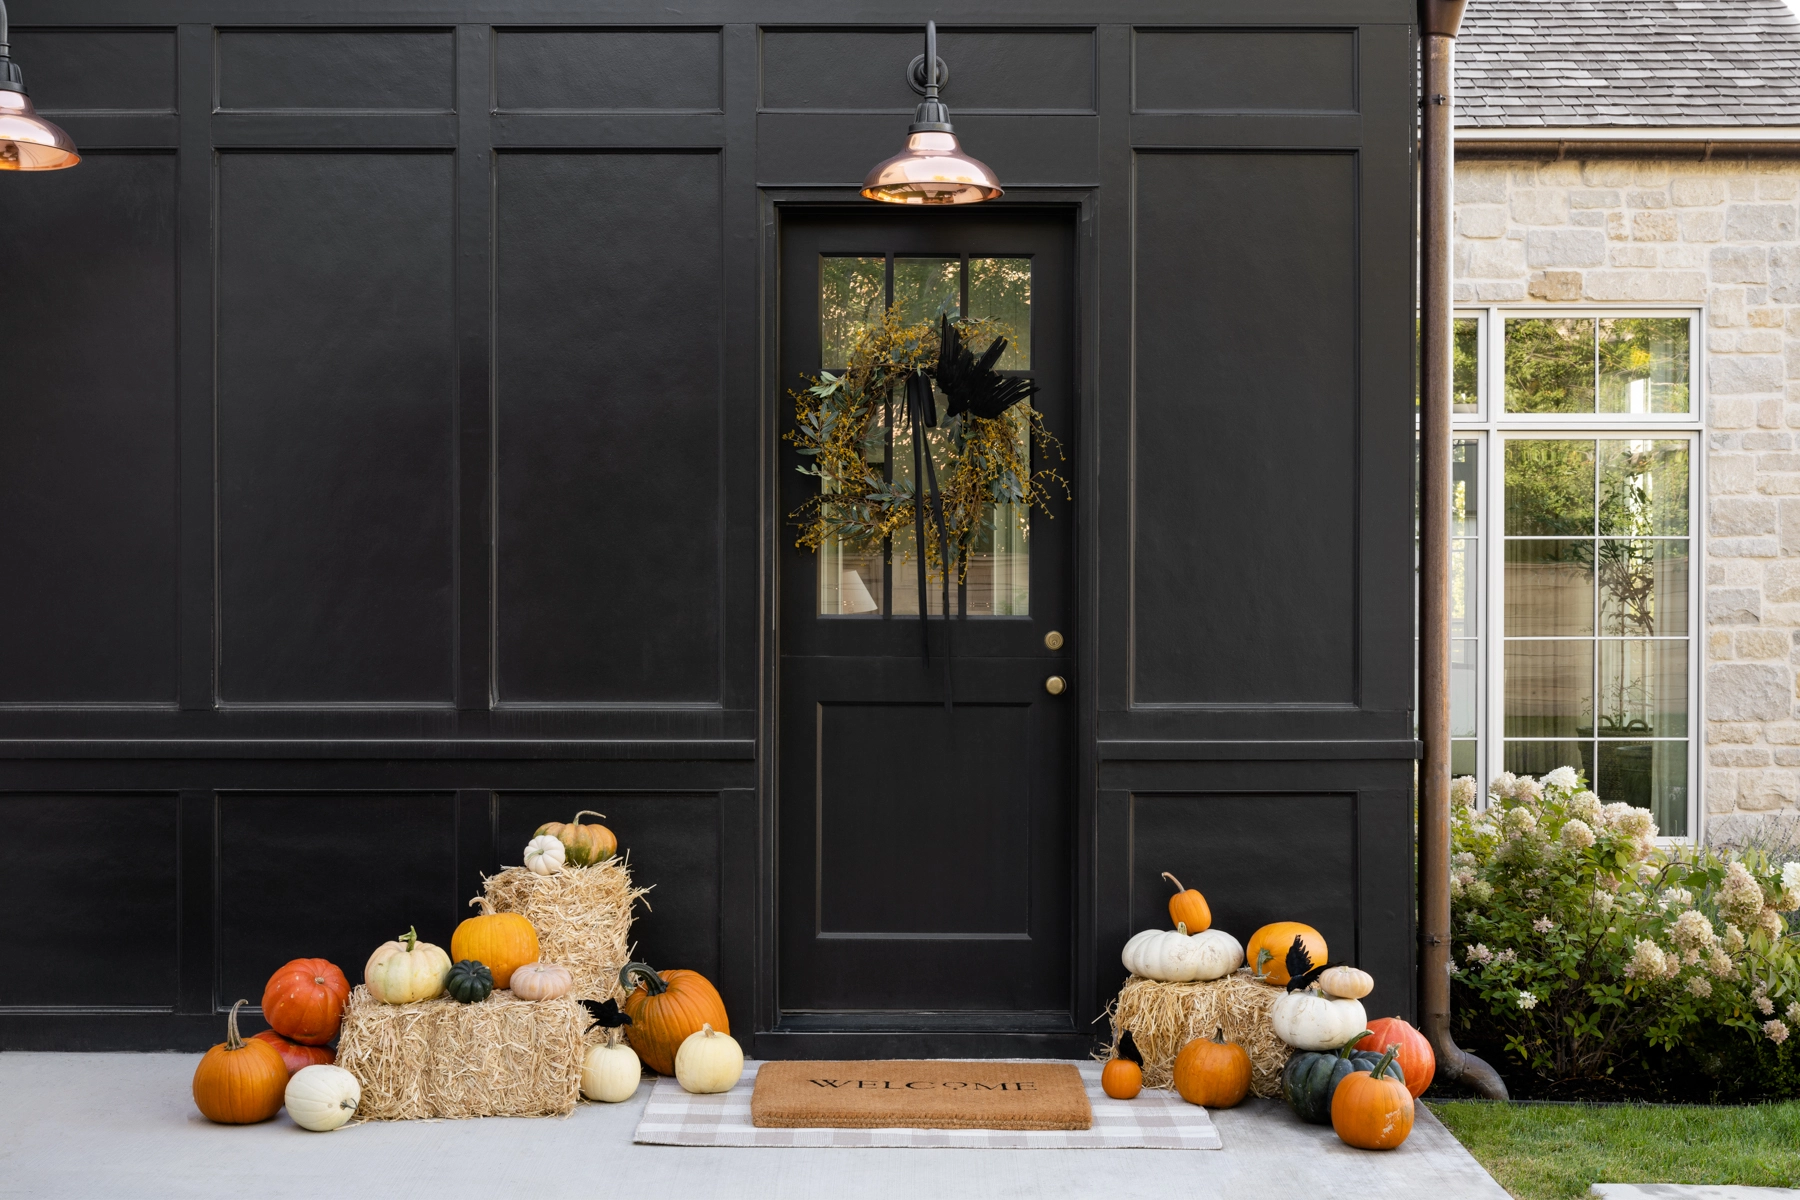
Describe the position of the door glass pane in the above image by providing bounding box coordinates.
[1505,639,1594,738]
[820,256,885,369]
[967,257,1032,369]
[1506,317,1596,413]
[963,411,1031,617]
[1453,316,1480,413]
[1599,539,1688,636]
[1599,439,1688,537]
[1599,639,1688,739]
[1599,317,1690,414]
[893,257,960,328]
[1506,439,1595,535]
[1505,539,1594,636]
[890,403,958,617]
[1452,639,1480,737]
[1597,741,1688,837]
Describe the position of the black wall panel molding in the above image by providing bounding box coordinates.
[1132,28,1358,114]
[494,27,723,112]
[9,28,178,113]
[215,28,457,113]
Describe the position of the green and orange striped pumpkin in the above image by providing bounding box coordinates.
[619,962,728,1076]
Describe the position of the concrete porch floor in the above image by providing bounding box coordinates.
[0,1054,1510,1199]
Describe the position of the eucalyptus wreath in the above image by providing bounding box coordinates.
[786,305,1066,575]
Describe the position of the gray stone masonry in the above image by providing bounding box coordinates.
[1455,157,1800,832]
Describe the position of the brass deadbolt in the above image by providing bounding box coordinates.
[1045,675,1067,696]
[1044,630,1064,650]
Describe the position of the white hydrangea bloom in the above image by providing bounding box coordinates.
[1533,916,1555,934]
[1568,790,1602,823]
[1625,939,1668,981]
[1467,880,1494,904]
[1466,943,1493,965]
[1451,776,1478,810]
[1560,819,1596,850]
[1784,861,1800,898]
[1659,887,1692,912]
[1502,806,1538,839]
[1489,772,1518,800]
[1670,909,1717,953]
[1513,778,1544,807]
[1788,1001,1800,1025]
[1687,976,1712,999]
[1542,766,1579,792]
[1516,991,1538,1010]
[1724,924,1747,955]
[1765,1019,1790,1045]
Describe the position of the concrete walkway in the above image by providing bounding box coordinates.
[0,1053,1510,1200]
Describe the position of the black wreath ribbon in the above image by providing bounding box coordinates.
[904,368,954,709]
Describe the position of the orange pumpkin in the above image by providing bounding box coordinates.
[1246,922,1328,986]
[1160,872,1212,933]
[1173,1026,1251,1108]
[1357,1017,1435,1098]
[620,962,728,1076]
[261,958,349,1045]
[252,1029,335,1075]
[1331,1046,1415,1150]
[192,1000,288,1124]
[535,810,618,867]
[1102,1028,1145,1099]
[451,899,539,989]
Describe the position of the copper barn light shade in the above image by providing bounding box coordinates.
[861,21,1000,205]
[0,0,79,171]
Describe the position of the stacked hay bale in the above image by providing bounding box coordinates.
[480,858,649,1005]
[1104,969,1290,1098]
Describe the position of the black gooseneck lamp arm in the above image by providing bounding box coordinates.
[0,0,24,94]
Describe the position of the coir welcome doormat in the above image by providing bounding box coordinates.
[750,1060,1091,1130]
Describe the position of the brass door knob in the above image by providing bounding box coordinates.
[1044,630,1065,650]
[1044,675,1067,696]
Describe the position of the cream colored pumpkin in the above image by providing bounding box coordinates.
[1120,924,1243,982]
[1269,988,1368,1051]
[285,1064,360,1132]
[581,1038,643,1103]
[364,927,451,1004]
[523,835,566,876]
[1318,965,1374,1000]
[509,962,572,1001]
[674,1023,744,1094]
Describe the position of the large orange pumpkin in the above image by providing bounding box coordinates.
[535,810,618,867]
[1173,1027,1251,1108]
[620,962,728,1076]
[252,1029,336,1075]
[451,900,539,989]
[1160,872,1212,933]
[261,958,349,1046]
[1246,922,1328,986]
[1356,1017,1435,1098]
[1330,1046,1415,1150]
[192,1000,288,1124]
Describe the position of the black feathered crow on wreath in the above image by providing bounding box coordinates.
[933,313,1038,421]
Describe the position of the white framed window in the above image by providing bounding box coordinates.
[1450,308,1702,838]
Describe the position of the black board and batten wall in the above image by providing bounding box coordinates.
[0,2,1420,1054]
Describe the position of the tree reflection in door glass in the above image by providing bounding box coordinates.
[968,257,1032,370]
[819,256,884,370]
[893,257,960,327]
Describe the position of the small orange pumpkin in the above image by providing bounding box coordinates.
[1331,1045,1415,1150]
[1102,1029,1145,1100]
[1161,872,1212,933]
[1246,922,1328,986]
[1356,1017,1436,1098]
[535,810,618,867]
[620,961,729,1076]
[451,899,540,989]
[251,1029,335,1075]
[261,958,350,1046]
[192,1000,288,1124]
[1173,1026,1251,1108]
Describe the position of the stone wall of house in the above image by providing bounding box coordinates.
[1454,155,1800,840]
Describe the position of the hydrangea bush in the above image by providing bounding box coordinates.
[1450,767,1800,1097]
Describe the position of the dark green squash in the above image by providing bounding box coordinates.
[445,959,494,1005]
[1279,1030,1405,1124]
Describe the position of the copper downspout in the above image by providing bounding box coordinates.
[1418,0,1508,1101]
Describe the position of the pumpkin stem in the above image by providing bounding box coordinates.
[701,1023,714,1036]
[1175,921,1189,936]
[1253,946,1272,979]
[575,810,608,825]
[1161,871,1186,894]
[1338,1030,1374,1058]
[400,926,419,952]
[1211,1025,1227,1045]
[469,895,495,917]
[224,998,249,1051]
[620,962,668,996]
[1369,1044,1402,1082]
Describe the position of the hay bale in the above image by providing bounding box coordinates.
[336,985,585,1120]
[480,858,648,1004]
[1103,969,1291,1099]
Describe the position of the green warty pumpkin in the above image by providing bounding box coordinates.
[445,960,494,1005]
[1279,1030,1405,1124]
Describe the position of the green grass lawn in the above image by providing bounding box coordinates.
[1428,1099,1800,1199]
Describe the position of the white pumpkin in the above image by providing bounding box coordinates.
[523,834,566,876]
[509,961,572,1001]
[1269,988,1369,1051]
[364,927,451,1004]
[1120,924,1243,982]
[285,1064,360,1132]
[581,1038,643,1103]
[674,1023,744,1094]
[1318,965,1374,1000]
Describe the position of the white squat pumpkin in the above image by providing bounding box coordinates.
[523,835,566,876]
[285,1064,360,1132]
[1317,965,1374,1000]
[364,927,451,1004]
[509,961,572,1001]
[1269,988,1369,1051]
[1120,923,1243,982]
[581,1038,643,1103]
[674,1023,744,1094]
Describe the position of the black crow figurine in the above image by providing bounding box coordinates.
[1284,935,1331,993]
[933,312,1039,421]
[1117,1028,1143,1065]
[582,997,633,1030]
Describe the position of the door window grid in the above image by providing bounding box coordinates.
[816,252,1034,620]
[1450,308,1700,838]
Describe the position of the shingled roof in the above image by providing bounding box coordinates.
[1457,0,1800,128]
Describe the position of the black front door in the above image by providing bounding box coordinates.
[776,209,1075,1046]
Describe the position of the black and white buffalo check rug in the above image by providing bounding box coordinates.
[632,1061,1222,1149]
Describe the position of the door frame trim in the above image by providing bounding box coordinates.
[755,191,1099,1059]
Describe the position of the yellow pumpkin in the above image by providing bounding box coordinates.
[534,810,618,867]
[451,899,539,990]
[364,928,451,1004]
